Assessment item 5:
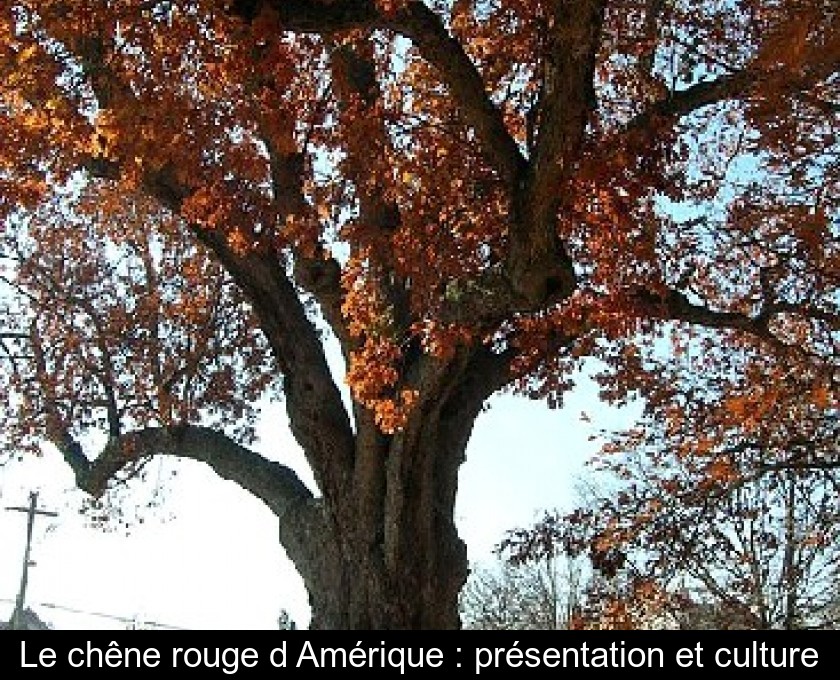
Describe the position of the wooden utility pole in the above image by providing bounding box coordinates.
[6,492,57,630]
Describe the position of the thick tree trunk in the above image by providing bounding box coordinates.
[275,346,507,629]
[285,414,470,629]
[298,505,466,629]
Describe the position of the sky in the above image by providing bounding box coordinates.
[0,369,638,630]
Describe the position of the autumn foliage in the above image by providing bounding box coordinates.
[0,1,837,628]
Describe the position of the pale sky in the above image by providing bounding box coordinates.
[0,370,638,630]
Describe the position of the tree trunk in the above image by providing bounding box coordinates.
[296,502,466,629]
[274,345,508,629]
[283,407,470,629]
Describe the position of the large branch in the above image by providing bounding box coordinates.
[635,286,776,340]
[61,424,314,521]
[507,0,605,305]
[73,24,357,501]
[662,288,775,338]
[329,42,410,344]
[623,70,756,136]
[387,2,527,188]
[635,286,833,357]
[30,319,308,527]
[523,0,605,237]
[26,296,315,520]
[86,158,356,503]
[59,422,331,585]
[639,287,839,360]
[621,30,839,137]
[258,137,352,357]
[190,229,356,501]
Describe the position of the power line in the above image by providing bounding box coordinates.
[0,596,188,630]
[37,601,189,630]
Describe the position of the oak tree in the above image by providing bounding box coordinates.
[1,0,837,628]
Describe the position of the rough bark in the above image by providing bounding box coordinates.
[298,345,511,628]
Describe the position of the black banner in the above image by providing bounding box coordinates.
[4,631,835,676]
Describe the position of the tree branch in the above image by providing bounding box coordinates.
[622,34,838,136]
[80,158,356,503]
[647,286,839,360]
[625,70,756,134]
[526,0,605,225]
[258,134,353,358]
[190,228,356,501]
[328,42,410,350]
[71,22,357,502]
[386,2,527,188]
[63,424,314,521]
[634,286,778,341]
[507,0,605,305]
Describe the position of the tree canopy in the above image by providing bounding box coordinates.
[0,0,837,628]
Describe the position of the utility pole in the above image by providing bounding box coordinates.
[6,492,57,630]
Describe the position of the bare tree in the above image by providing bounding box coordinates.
[461,552,585,630]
